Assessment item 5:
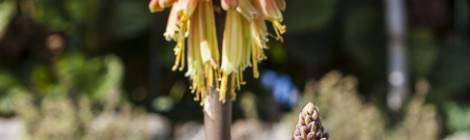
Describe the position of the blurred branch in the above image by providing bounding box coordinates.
[0,0,15,40]
[384,0,409,111]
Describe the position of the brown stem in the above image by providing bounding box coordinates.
[204,88,232,140]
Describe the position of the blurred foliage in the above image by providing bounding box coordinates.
[33,54,123,100]
[0,53,169,139]
[389,79,439,140]
[429,42,470,102]
[0,54,123,114]
[0,71,21,114]
[285,0,337,32]
[312,72,386,140]
[29,0,99,32]
[109,0,152,38]
[0,0,15,39]
[409,28,438,77]
[11,90,169,140]
[445,103,470,132]
[343,4,384,75]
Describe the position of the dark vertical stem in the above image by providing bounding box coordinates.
[384,0,408,110]
[204,89,232,140]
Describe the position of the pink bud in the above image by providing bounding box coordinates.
[149,0,164,13]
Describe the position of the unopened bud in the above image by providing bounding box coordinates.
[149,0,164,13]
[293,103,329,140]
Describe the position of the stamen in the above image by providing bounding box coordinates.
[194,88,200,101]
[230,74,236,101]
[272,20,286,42]
[239,68,246,85]
[172,12,190,71]
[180,40,185,71]
[204,65,215,94]
[172,43,183,71]
[251,41,260,78]
[219,73,229,102]
[214,68,220,90]
[235,72,241,90]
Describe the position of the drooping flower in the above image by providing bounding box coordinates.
[219,0,286,102]
[219,9,245,102]
[186,0,220,102]
[149,0,220,103]
[256,0,286,41]
[149,0,287,103]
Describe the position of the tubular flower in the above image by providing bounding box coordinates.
[219,10,245,102]
[186,0,220,103]
[149,0,287,103]
[149,0,220,103]
[219,0,286,102]
[255,0,286,42]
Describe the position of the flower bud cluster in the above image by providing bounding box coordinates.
[293,103,329,140]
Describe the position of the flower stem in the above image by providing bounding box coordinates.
[204,88,232,140]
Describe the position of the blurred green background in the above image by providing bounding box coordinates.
[0,0,469,139]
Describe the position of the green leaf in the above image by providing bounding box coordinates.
[108,0,152,38]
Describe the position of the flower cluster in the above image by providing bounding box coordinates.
[293,103,329,140]
[149,0,286,104]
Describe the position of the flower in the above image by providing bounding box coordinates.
[149,0,287,103]
[219,9,245,102]
[219,0,286,102]
[257,0,286,41]
[149,0,220,104]
[186,0,220,102]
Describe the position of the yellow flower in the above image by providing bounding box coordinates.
[167,0,198,72]
[220,10,245,102]
[219,0,287,102]
[186,0,220,103]
[150,0,220,104]
[149,0,287,104]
